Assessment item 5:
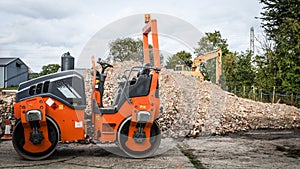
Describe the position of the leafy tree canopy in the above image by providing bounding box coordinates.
[109,37,144,63]
[39,64,60,76]
[194,30,229,56]
[166,51,192,69]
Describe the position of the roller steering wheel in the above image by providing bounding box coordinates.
[97,59,113,73]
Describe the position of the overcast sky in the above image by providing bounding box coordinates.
[0,0,264,72]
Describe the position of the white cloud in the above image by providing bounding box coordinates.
[0,0,80,19]
[0,0,264,72]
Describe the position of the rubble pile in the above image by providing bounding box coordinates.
[158,69,202,138]
[84,64,300,138]
[0,93,15,136]
[159,69,300,137]
[82,64,300,138]
[1,63,299,139]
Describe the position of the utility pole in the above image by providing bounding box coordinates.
[250,27,254,55]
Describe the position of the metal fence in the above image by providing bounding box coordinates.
[227,86,300,108]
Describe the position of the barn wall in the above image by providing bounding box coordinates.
[6,59,28,87]
[0,67,4,88]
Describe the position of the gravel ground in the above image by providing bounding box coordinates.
[0,129,299,168]
[180,128,300,169]
[0,138,193,169]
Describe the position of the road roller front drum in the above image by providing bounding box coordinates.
[12,116,60,160]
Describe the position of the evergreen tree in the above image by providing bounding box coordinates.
[259,0,300,105]
[234,51,255,90]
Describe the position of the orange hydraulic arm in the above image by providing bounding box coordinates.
[192,49,222,84]
[142,14,161,69]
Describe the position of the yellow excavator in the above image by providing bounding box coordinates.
[174,49,222,84]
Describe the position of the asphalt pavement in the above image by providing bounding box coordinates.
[1,129,299,169]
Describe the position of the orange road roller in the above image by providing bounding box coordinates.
[12,14,162,160]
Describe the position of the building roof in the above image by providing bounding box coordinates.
[0,58,18,66]
[0,57,29,69]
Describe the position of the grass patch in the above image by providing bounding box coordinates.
[275,145,286,152]
[276,145,300,158]
[0,86,18,91]
[286,149,300,158]
[177,144,206,169]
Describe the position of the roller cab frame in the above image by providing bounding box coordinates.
[12,14,162,160]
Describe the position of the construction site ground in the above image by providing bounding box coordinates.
[0,128,299,169]
[1,66,300,168]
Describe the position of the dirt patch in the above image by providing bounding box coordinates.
[177,144,206,169]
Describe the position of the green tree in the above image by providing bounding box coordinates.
[194,30,229,56]
[39,64,60,76]
[254,35,277,95]
[223,52,238,90]
[234,51,255,90]
[109,38,144,63]
[259,0,300,105]
[166,51,192,69]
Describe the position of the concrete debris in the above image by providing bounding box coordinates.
[0,93,15,136]
[1,63,299,139]
[159,69,300,137]
[83,63,300,138]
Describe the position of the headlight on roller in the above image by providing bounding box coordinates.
[136,111,151,122]
[26,110,42,122]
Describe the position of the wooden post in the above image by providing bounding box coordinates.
[272,86,276,103]
[243,86,246,97]
[291,93,293,105]
[253,86,256,101]
[260,89,263,102]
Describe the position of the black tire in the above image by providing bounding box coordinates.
[12,117,60,160]
[117,117,161,158]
